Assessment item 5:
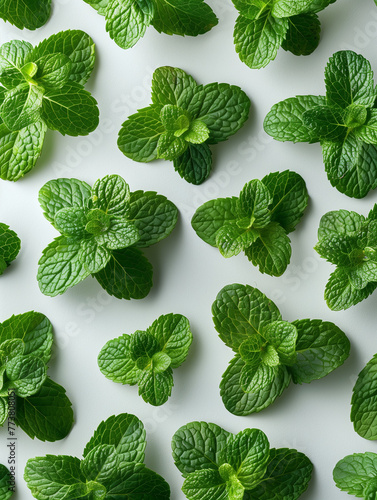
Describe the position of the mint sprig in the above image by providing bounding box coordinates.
[213,284,350,416]
[334,452,377,498]
[83,0,218,50]
[98,313,193,406]
[24,413,171,499]
[37,174,178,298]
[172,421,313,500]
[315,206,377,310]
[118,66,250,185]
[0,0,51,30]
[0,311,73,441]
[232,0,336,69]
[0,223,20,275]
[264,50,377,198]
[192,170,308,276]
[0,30,98,181]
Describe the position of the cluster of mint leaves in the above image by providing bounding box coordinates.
[212,284,350,416]
[0,223,20,275]
[0,0,51,30]
[0,464,12,500]
[25,413,170,499]
[37,174,178,299]
[98,313,192,406]
[233,0,336,69]
[0,30,98,181]
[172,421,313,500]
[264,50,377,198]
[192,170,308,276]
[315,206,377,311]
[333,452,377,499]
[351,353,377,441]
[83,0,218,50]
[118,66,250,185]
[0,311,73,441]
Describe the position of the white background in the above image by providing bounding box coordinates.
[0,0,377,498]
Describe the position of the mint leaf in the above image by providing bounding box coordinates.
[138,367,174,405]
[98,335,141,385]
[80,444,119,484]
[264,95,327,143]
[157,131,188,160]
[281,13,320,56]
[289,319,350,383]
[333,452,377,497]
[216,225,259,258]
[354,109,377,144]
[5,355,46,397]
[233,11,288,69]
[272,0,333,17]
[0,223,21,273]
[41,83,99,136]
[78,239,111,274]
[0,464,12,500]
[83,0,109,15]
[351,354,377,440]
[262,321,297,366]
[105,0,154,50]
[238,180,272,228]
[94,247,153,300]
[34,53,72,90]
[182,468,227,500]
[95,219,139,250]
[54,207,87,238]
[0,84,43,130]
[245,222,292,276]
[0,0,51,30]
[317,209,365,239]
[303,105,346,141]
[16,377,73,441]
[240,362,278,393]
[0,40,33,89]
[151,66,199,110]
[173,143,212,185]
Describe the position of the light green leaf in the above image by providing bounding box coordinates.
[234,12,288,69]
[83,0,109,15]
[37,236,91,296]
[151,66,199,111]
[240,362,278,393]
[95,218,140,250]
[0,40,33,88]
[0,0,51,30]
[98,334,140,385]
[34,53,72,90]
[85,209,111,236]
[1,84,43,130]
[138,367,174,406]
[325,267,377,310]
[281,13,320,56]
[238,179,272,228]
[54,207,87,238]
[0,223,21,272]
[80,444,119,483]
[262,320,297,365]
[351,355,377,440]
[183,120,209,144]
[333,452,377,497]
[41,83,99,136]
[216,224,259,258]
[173,143,212,185]
[317,209,365,239]
[231,0,267,19]
[160,104,190,132]
[5,355,46,398]
[272,0,333,17]
[0,398,8,425]
[182,469,227,500]
[157,131,188,160]
[354,109,377,144]
[78,239,111,274]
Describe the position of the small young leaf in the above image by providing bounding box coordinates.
[78,239,111,274]
[238,179,272,227]
[216,225,259,258]
[54,207,87,238]
[95,218,140,250]
[262,321,297,366]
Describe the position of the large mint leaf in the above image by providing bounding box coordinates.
[94,247,153,300]
[0,40,32,88]
[138,367,173,405]
[78,239,111,274]
[1,84,43,131]
[212,284,282,352]
[151,0,218,36]
[173,143,212,185]
[272,0,333,17]
[324,268,377,310]
[172,421,230,475]
[231,0,267,19]
[0,0,51,30]
[5,355,46,398]
[234,12,288,69]
[317,209,365,239]
[195,82,250,144]
[83,413,146,463]
[247,448,313,500]
[128,190,178,247]
[182,469,227,500]
[16,378,73,441]
[39,178,91,223]
[0,120,47,181]
[34,53,72,90]
[0,464,12,500]
[41,83,99,136]
[118,105,164,162]
[303,105,346,141]
[281,13,320,56]
[98,334,141,385]
[220,356,291,416]
[151,66,199,111]
[30,30,95,85]
[261,170,308,233]
[264,95,327,143]
[351,355,377,440]
[333,452,377,496]
[325,51,375,109]
[245,222,291,276]
[192,197,239,247]
[91,174,130,217]
[37,236,91,296]
[289,319,350,383]
[0,223,21,272]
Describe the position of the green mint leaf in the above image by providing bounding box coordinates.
[37,236,91,297]
[234,12,288,69]
[333,452,377,497]
[128,190,178,247]
[157,131,188,160]
[289,319,350,383]
[0,464,12,500]
[105,0,154,50]
[130,331,159,360]
[30,30,95,85]
[16,377,73,441]
[80,444,119,483]
[248,448,313,500]
[351,354,377,440]
[245,222,292,276]
[0,223,21,273]
[262,321,297,366]
[118,105,164,162]
[0,120,47,181]
[94,247,153,300]
[85,209,111,235]
[172,421,230,476]
[151,66,199,110]
[0,398,8,426]
[78,239,111,274]
[41,83,99,136]
[0,40,33,88]
[220,355,291,416]
[183,120,210,144]
[83,413,146,463]
[317,209,365,239]
[216,225,259,258]
[196,82,250,144]
[83,0,109,15]
[95,219,139,250]
[325,50,375,109]
[54,207,87,237]
[238,179,272,227]
[261,170,309,233]
[0,339,24,361]
[281,13,320,56]
[0,84,43,130]
[303,105,346,141]
[160,104,190,132]
[39,178,91,223]
[314,233,361,268]
[324,267,377,310]
[25,455,87,499]
[272,0,333,17]
[138,367,174,406]
[173,143,212,185]
[34,53,72,89]
[182,469,227,500]
[5,355,46,398]
[151,0,218,36]
[212,283,282,351]
[192,197,239,247]
[354,109,377,144]
[98,334,140,385]
[0,0,51,30]
[231,0,267,19]
[240,362,279,393]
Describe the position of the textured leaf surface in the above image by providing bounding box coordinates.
[173,143,212,185]
[91,174,130,217]
[138,367,173,405]
[1,84,43,131]
[272,0,333,17]
[281,13,320,56]
[0,464,12,500]
[324,268,377,310]
[5,355,46,397]
[78,239,111,274]
[182,469,227,500]
[333,452,377,496]
[34,53,72,90]
[352,355,377,440]
[238,179,271,228]
[151,66,199,110]
[0,223,20,272]
[317,209,365,239]
[98,334,140,385]
[0,0,51,30]
[303,105,346,142]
